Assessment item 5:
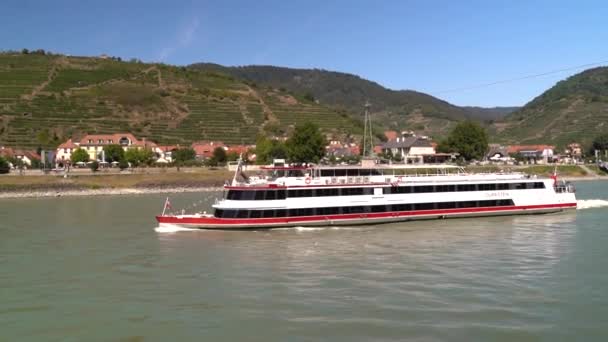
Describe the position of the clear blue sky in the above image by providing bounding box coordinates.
[2,0,607,107]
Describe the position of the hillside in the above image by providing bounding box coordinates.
[0,53,361,149]
[496,67,608,147]
[461,106,519,121]
[190,64,489,139]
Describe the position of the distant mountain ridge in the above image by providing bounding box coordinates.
[2,51,604,150]
[190,63,513,139]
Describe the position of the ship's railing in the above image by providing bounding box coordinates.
[554,182,576,193]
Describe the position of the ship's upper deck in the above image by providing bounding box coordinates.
[230,163,540,189]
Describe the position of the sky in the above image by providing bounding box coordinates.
[2,0,608,107]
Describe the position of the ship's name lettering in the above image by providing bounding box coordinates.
[485,191,510,198]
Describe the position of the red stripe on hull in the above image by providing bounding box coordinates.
[156,202,577,228]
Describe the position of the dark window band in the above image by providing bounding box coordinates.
[214,199,515,219]
[226,182,545,200]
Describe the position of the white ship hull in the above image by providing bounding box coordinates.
[156,165,577,229]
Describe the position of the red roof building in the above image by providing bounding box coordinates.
[384,130,398,141]
[0,146,15,159]
[191,141,226,159]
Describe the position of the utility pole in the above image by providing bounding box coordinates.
[362,101,374,157]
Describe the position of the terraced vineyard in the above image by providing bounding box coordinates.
[0,53,361,149]
[496,67,608,147]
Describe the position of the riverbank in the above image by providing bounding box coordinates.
[1,165,606,199]
[0,168,231,199]
[0,186,223,199]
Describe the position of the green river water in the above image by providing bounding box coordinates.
[2,181,608,341]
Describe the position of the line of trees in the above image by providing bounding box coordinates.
[70,145,156,170]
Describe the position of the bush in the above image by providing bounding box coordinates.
[0,157,10,174]
[118,160,129,170]
[89,161,99,172]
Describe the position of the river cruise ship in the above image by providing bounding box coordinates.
[156,162,577,229]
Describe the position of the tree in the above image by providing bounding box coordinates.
[125,148,155,166]
[303,92,315,102]
[103,144,125,163]
[89,161,99,172]
[592,133,608,151]
[226,151,240,162]
[212,147,227,165]
[173,148,196,163]
[438,121,489,161]
[0,156,9,174]
[118,160,129,170]
[285,122,327,164]
[21,48,29,55]
[71,148,89,163]
[255,135,288,165]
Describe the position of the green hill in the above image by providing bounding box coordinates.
[0,53,361,149]
[189,64,495,139]
[496,67,608,147]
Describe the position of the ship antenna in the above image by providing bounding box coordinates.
[362,101,374,157]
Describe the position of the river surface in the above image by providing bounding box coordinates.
[2,181,608,341]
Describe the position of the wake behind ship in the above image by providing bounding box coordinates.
[156,161,577,229]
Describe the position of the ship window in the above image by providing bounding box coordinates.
[511,183,526,190]
[371,205,386,212]
[384,186,412,194]
[215,198,517,219]
[321,170,334,177]
[255,191,266,200]
[497,183,509,190]
[318,207,339,215]
[277,190,286,199]
[221,210,238,218]
[532,182,545,189]
[359,169,371,176]
[457,184,477,192]
[458,201,477,208]
[325,188,340,197]
[414,203,435,210]
[414,186,434,193]
[390,204,412,212]
[498,199,514,206]
[264,191,276,200]
[340,188,362,196]
[301,189,313,197]
[437,202,456,209]
[370,169,383,176]
[347,169,359,176]
[479,183,497,191]
[342,206,364,214]
[363,188,374,195]
[334,169,347,177]
[436,185,457,192]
